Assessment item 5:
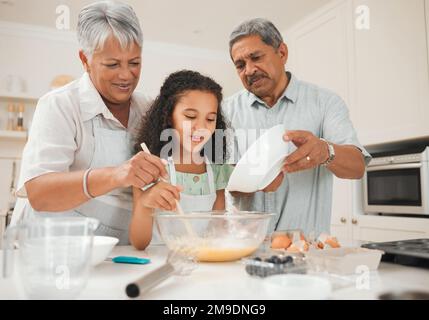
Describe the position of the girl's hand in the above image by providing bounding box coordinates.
[112,152,169,189]
[139,181,183,211]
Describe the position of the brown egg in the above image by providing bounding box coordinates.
[325,237,341,248]
[271,234,292,249]
[303,241,310,251]
[287,240,309,252]
[286,245,301,253]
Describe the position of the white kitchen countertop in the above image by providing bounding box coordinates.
[1,245,429,300]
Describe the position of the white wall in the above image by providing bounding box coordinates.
[140,42,241,99]
[0,21,242,100]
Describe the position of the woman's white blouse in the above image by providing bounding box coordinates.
[16,72,151,197]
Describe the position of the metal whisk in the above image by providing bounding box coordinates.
[125,249,197,298]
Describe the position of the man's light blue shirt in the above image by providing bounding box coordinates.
[223,72,371,236]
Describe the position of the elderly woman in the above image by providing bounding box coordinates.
[11,1,177,245]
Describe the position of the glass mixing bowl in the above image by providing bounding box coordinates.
[154,211,275,262]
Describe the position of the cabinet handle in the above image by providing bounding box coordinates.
[340,217,347,224]
[352,219,358,225]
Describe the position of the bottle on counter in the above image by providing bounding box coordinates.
[16,103,25,131]
[6,103,15,131]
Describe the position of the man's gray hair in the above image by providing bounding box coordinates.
[229,18,283,53]
[77,1,143,57]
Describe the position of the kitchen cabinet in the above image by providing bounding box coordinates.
[349,179,429,242]
[286,0,353,104]
[331,177,353,243]
[0,93,37,141]
[351,0,429,240]
[351,215,429,242]
[286,0,429,243]
[285,0,355,243]
[330,178,353,243]
[426,0,429,66]
[352,0,429,145]
[0,158,20,246]
[0,94,33,243]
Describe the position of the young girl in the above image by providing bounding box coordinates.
[129,70,233,249]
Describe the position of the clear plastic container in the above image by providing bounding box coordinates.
[305,247,384,275]
[242,249,366,294]
[242,250,308,278]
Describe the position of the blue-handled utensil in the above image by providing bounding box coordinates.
[106,256,151,265]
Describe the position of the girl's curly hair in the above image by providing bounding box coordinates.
[134,70,229,163]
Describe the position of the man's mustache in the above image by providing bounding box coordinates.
[247,72,269,86]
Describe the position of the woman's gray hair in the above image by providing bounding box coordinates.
[229,18,283,53]
[77,1,143,57]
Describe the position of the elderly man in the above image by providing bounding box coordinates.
[223,18,371,236]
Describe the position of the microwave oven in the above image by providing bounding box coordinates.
[363,146,429,215]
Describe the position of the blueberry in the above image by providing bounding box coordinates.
[246,263,272,278]
[265,255,280,264]
[259,267,269,278]
[271,256,282,264]
[245,264,256,276]
[281,256,293,264]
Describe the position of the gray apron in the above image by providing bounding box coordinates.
[150,156,217,245]
[72,115,133,245]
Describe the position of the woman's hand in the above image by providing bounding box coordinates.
[139,181,183,211]
[112,151,169,188]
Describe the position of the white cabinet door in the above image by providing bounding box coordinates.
[287,1,352,105]
[426,0,429,68]
[352,215,429,242]
[353,0,429,145]
[330,178,353,243]
[285,1,355,242]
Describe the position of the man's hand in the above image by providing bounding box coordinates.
[262,172,284,192]
[282,130,329,173]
